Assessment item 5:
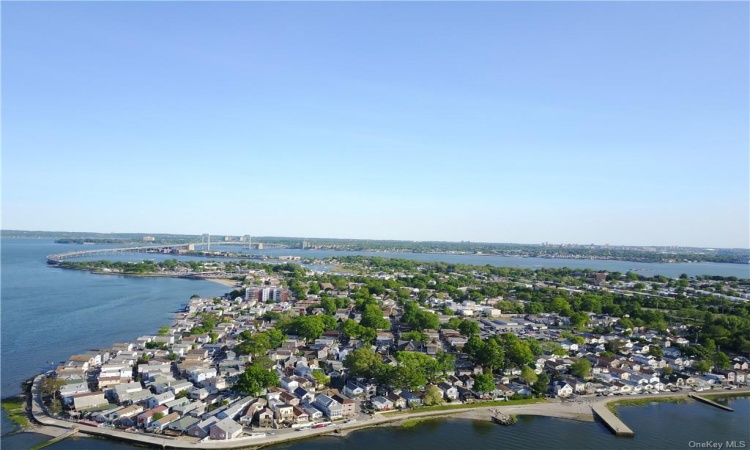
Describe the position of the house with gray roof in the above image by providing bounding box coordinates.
[187,416,220,438]
[209,417,243,440]
[312,394,342,419]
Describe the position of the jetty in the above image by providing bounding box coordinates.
[590,403,634,437]
[689,393,734,412]
[489,408,517,426]
[30,427,78,450]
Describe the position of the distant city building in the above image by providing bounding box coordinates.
[143,236,156,242]
[246,286,288,303]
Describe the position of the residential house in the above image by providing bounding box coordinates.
[149,412,180,431]
[292,405,309,424]
[400,391,424,407]
[438,382,458,401]
[313,394,343,419]
[371,396,394,411]
[386,392,407,409]
[137,406,167,427]
[332,393,356,417]
[343,380,365,398]
[257,408,274,428]
[72,391,108,410]
[187,417,220,438]
[147,392,175,409]
[280,376,300,392]
[302,404,324,421]
[553,381,573,398]
[209,417,243,440]
[218,397,254,420]
[166,416,201,434]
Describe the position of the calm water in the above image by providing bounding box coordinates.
[201,245,749,278]
[0,238,229,436]
[2,238,749,448]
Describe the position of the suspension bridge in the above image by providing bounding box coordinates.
[46,234,288,264]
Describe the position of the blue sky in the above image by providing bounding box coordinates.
[2,2,748,248]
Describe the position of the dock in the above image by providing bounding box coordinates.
[590,403,634,437]
[689,393,734,412]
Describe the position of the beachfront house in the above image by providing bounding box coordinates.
[372,396,394,411]
[313,394,343,419]
[72,391,108,410]
[209,417,243,440]
[167,416,201,434]
[187,417,220,438]
[553,381,573,398]
[149,412,180,431]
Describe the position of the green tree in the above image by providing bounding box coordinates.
[435,351,456,375]
[713,351,731,369]
[234,363,280,396]
[474,373,496,396]
[311,370,330,387]
[320,297,337,315]
[501,334,533,368]
[570,359,592,379]
[401,330,428,342]
[401,301,440,331]
[360,304,391,330]
[532,373,550,396]
[648,346,664,357]
[478,339,504,372]
[521,366,538,385]
[458,320,480,337]
[395,351,438,389]
[542,341,568,356]
[694,360,711,374]
[152,412,165,421]
[157,326,170,336]
[344,347,383,379]
[570,312,589,329]
[40,377,65,399]
[424,385,444,406]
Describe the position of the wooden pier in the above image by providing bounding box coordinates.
[591,403,634,437]
[689,393,734,412]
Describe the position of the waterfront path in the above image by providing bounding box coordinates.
[28,373,750,449]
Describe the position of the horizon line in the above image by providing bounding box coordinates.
[2,229,748,251]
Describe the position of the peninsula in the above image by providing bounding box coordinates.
[14,256,750,448]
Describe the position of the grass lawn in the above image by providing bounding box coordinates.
[383,397,546,415]
[2,397,29,428]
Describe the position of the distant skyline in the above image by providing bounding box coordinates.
[2,2,748,248]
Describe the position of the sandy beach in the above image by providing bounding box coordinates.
[205,278,242,288]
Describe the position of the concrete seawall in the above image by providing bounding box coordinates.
[689,393,734,412]
[590,403,634,437]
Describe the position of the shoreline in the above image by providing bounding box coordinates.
[21,378,750,449]
[52,266,243,287]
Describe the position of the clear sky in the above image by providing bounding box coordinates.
[2,2,748,248]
